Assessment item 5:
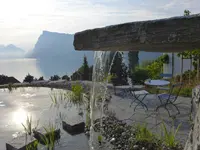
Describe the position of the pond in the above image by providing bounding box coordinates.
[0,87,89,150]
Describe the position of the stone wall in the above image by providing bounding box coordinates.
[184,86,200,150]
[74,14,200,52]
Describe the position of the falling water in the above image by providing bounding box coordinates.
[89,51,119,150]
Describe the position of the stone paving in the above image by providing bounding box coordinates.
[107,89,192,145]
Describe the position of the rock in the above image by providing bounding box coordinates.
[110,138,115,144]
[6,134,37,150]
[62,121,85,135]
[133,145,139,150]
[33,128,60,145]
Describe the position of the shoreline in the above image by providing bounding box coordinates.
[0,80,114,91]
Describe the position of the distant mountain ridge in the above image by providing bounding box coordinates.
[28,31,94,78]
[0,44,25,59]
[0,44,24,53]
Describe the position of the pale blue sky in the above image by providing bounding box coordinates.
[0,0,199,50]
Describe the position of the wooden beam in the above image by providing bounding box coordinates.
[73,14,200,52]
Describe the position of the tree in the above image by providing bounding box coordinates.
[89,66,93,81]
[128,51,139,74]
[62,75,70,81]
[50,75,60,81]
[184,9,191,16]
[82,55,90,80]
[110,52,128,85]
[38,76,44,81]
[23,74,34,83]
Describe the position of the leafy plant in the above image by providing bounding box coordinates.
[135,124,155,142]
[40,124,57,150]
[68,83,85,106]
[22,116,33,136]
[25,140,38,150]
[161,121,181,148]
[22,116,39,136]
[160,54,169,64]
[130,67,150,84]
[7,83,13,92]
[98,135,103,145]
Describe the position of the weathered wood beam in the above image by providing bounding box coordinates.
[74,14,200,52]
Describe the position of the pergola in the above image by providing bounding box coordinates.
[73,14,200,52]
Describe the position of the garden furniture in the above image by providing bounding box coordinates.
[156,83,183,117]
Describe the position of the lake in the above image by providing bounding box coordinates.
[0,87,89,149]
[0,59,43,82]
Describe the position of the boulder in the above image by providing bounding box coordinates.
[6,134,37,150]
[62,121,85,135]
[33,128,60,145]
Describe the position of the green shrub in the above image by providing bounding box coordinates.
[161,121,181,148]
[176,87,192,97]
[160,54,169,64]
[135,124,155,142]
[131,67,150,84]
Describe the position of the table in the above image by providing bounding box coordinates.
[144,80,170,86]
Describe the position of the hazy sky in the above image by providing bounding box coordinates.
[0,0,199,50]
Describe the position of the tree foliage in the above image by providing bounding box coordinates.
[23,73,34,83]
[38,76,44,81]
[62,75,70,81]
[50,75,60,81]
[110,52,128,85]
[128,51,139,73]
[71,56,92,81]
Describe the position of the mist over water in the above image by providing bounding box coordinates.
[0,59,43,82]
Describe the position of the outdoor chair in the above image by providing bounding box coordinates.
[156,73,172,92]
[128,78,149,111]
[156,83,183,117]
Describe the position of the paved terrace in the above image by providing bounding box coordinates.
[108,88,192,145]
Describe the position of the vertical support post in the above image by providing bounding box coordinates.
[180,54,183,82]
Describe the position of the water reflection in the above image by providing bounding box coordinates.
[21,93,36,98]
[12,108,28,125]
[0,101,5,107]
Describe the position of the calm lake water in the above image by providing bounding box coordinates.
[0,87,89,149]
[0,59,43,82]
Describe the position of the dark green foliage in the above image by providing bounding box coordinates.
[71,71,82,81]
[71,56,92,81]
[128,51,139,73]
[184,9,191,16]
[110,52,128,85]
[0,74,20,85]
[131,67,150,84]
[38,76,44,81]
[160,54,169,64]
[82,55,90,80]
[50,75,60,81]
[62,75,70,81]
[23,74,34,83]
[89,66,93,81]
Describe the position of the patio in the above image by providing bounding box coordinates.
[107,89,192,145]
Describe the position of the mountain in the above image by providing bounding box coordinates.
[28,31,94,78]
[0,44,25,58]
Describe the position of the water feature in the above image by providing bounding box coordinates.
[89,51,120,150]
[0,87,89,149]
